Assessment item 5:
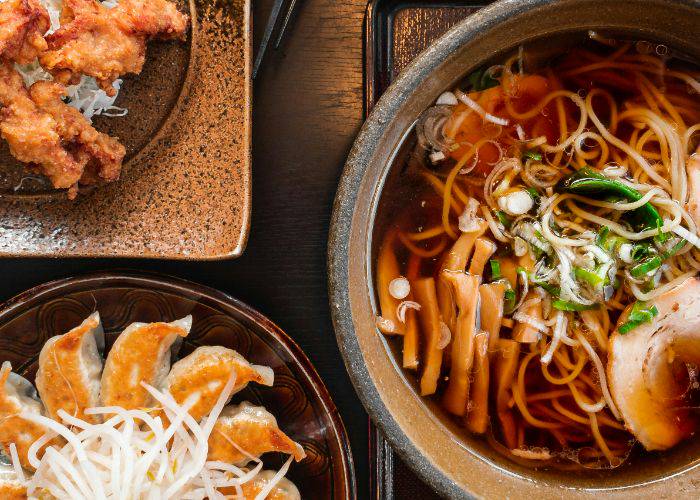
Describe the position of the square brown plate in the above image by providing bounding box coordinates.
[0,0,251,260]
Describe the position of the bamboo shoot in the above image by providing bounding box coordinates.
[466,331,490,433]
[512,291,543,343]
[479,282,505,354]
[376,230,404,335]
[413,278,443,396]
[467,237,497,276]
[494,339,520,449]
[441,272,480,415]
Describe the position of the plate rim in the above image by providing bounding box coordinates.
[0,270,356,499]
[0,0,252,261]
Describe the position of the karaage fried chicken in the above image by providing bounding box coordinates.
[0,0,49,64]
[40,0,188,95]
[30,80,125,184]
[0,62,125,196]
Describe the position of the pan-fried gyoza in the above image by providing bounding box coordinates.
[0,313,305,497]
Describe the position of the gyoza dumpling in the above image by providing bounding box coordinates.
[100,316,191,409]
[36,312,104,424]
[0,363,51,470]
[207,402,306,466]
[236,471,301,500]
[164,346,274,421]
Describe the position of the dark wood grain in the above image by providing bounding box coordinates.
[391,6,480,78]
[0,0,369,496]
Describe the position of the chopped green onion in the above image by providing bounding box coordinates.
[521,269,561,297]
[596,226,610,249]
[533,229,547,242]
[490,259,502,280]
[468,67,499,91]
[618,301,658,334]
[660,238,686,260]
[654,218,669,244]
[596,226,626,253]
[573,266,603,286]
[629,255,662,278]
[630,242,653,262]
[503,288,516,313]
[522,150,542,162]
[526,187,540,202]
[495,210,512,229]
[538,282,561,297]
[552,300,599,312]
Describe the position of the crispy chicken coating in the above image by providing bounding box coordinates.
[40,0,188,95]
[30,80,125,185]
[0,0,49,64]
[0,62,125,195]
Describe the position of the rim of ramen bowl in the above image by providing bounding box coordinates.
[328,0,700,497]
[0,271,356,499]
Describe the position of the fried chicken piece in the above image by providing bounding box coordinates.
[0,62,83,189]
[0,0,49,64]
[0,62,125,195]
[40,0,188,95]
[30,80,125,184]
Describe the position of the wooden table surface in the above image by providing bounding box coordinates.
[0,0,371,496]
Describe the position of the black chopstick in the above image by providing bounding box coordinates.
[252,0,302,79]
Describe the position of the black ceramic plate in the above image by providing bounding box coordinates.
[0,272,355,499]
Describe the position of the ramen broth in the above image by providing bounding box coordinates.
[375,37,700,469]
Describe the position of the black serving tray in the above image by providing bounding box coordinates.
[365,0,494,113]
[364,1,494,498]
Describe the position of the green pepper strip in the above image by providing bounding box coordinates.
[630,242,653,261]
[495,210,512,229]
[557,167,662,231]
[523,150,543,162]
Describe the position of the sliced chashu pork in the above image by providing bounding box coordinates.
[608,277,700,450]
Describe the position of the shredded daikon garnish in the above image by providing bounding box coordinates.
[8,443,24,483]
[512,311,548,335]
[455,90,509,126]
[396,300,421,323]
[12,371,295,499]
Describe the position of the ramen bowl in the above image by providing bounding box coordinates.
[328,0,700,497]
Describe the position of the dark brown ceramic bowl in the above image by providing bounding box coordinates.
[0,0,251,259]
[329,0,700,497]
[0,272,355,499]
